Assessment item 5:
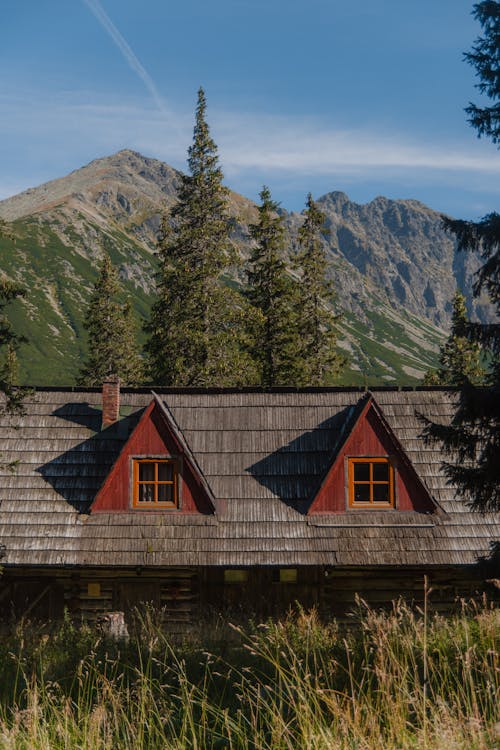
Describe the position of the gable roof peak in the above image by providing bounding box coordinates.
[151,392,216,509]
[307,389,443,516]
[90,393,216,514]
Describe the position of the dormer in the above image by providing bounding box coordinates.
[91,392,215,515]
[308,393,438,515]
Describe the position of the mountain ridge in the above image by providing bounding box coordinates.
[0,149,489,386]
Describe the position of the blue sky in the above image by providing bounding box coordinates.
[1,0,499,217]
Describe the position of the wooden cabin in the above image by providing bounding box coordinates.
[0,383,498,628]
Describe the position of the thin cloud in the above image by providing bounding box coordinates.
[212,112,500,175]
[82,0,167,114]
[1,90,499,208]
[4,86,496,179]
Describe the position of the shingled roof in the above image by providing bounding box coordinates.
[0,387,498,569]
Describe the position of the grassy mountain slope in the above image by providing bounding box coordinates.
[0,149,473,386]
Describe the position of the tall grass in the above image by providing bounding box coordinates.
[0,600,498,749]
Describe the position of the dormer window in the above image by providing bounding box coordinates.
[132,458,178,509]
[348,458,394,508]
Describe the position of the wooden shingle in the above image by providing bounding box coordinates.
[0,387,498,570]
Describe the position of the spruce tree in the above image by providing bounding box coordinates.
[145,88,257,386]
[0,279,26,412]
[422,2,500,512]
[0,220,26,413]
[246,186,299,385]
[423,291,485,386]
[464,1,500,144]
[294,193,345,385]
[78,253,143,386]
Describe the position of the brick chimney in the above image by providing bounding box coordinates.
[102,376,120,430]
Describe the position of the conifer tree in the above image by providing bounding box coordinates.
[0,279,26,412]
[145,88,257,386]
[422,2,500,512]
[78,253,143,386]
[294,193,345,385]
[464,1,500,144]
[0,220,26,413]
[246,186,300,385]
[423,291,485,386]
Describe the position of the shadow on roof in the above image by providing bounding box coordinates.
[51,403,102,430]
[245,406,354,514]
[36,407,145,512]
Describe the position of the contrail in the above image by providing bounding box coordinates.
[83,0,167,114]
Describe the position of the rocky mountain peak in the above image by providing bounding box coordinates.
[0,149,495,386]
[0,150,181,222]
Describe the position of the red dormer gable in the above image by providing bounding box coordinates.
[91,395,215,514]
[308,394,438,515]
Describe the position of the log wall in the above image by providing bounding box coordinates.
[0,566,496,630]
[320,566,495,619]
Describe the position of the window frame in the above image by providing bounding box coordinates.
[224,569,249,584]
[131,456,180,510]
[272,568,298,584]
[347,457,395,509]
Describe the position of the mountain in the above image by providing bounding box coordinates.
[0,149,488,385]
